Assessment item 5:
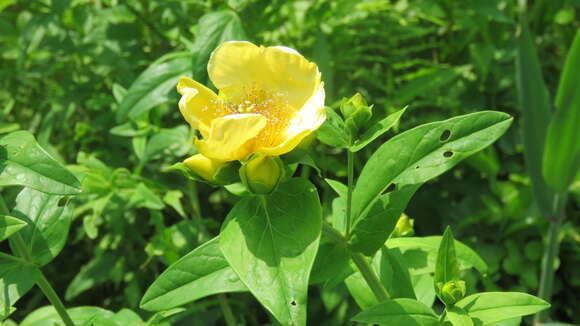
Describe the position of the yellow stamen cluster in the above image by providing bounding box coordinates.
[204,84,297,148]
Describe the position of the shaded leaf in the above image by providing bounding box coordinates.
[352,298,440,326]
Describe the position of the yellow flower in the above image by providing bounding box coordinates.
[177,41,325,172]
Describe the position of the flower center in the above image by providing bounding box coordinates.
[209,84,297,148]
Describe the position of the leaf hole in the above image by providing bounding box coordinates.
[57,197,69,207]
[440,129,451,142]
[385,183,396,193]
[290,300,297,306]
[443,151,453,158]
[415,166,419,169]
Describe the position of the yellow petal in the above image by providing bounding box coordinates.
[177,76,220,137]
[257,129,311,156]
[208,41,321,109]
[196,113,267,161]
[183,154,225,181]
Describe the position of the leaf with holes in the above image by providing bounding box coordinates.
[219,179,322,326]
[454,292,550,325]
[351,298,440,326]
[543,30,580,191]
[9,188,72,266]
[0,131,81,195]
[0,215,27,242]
[349,111,512,255]
[140,237,247,312]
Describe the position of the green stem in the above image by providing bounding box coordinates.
[534,193,566,325]
[350,252,390,302]
[345,150,355,236]
[0,195,75,326]
[218,294,237,326]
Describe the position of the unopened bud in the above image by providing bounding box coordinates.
[393,214,415,237]
[340,93,373,136]
[240,155,284,194]
[179,154,238,185]
[438,280,466,305]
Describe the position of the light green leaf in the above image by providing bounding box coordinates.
[350,107,407,152]
[543,30,580,191]
[345,270,378,309]
[351,298,440,326]
[20,306,115,326]
[0,131,81,195]
[115,53,192,122]
[386,236,488,274]
[435,227,459,286]
[351,111,513,254]
[516,21,555,214]
[220,179,322,326]
[0,260,39,317]
[379,247,416,299]
[191,10,247,85]
[325,178,347,199]
[141,237,247,312]
[9,188,72,266]
[447,306,474,326]
[455,292,550,325]
[0,215,27,242]
[317,107,349,148]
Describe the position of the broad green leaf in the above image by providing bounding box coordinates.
[447,306,474,326]
[9,188,72,266]
[317,107,349,148]
[65,253,124,301]
[350,107,407,152]
[345,270,378,309]
[516,21,555,214]
[455,292,550,325]
[0,261,39,317]
[434,227,459,286]
[325,178,347,199]
[352,298,440,326]
[379,247,416,299]
[412,274,436,308]
[20,306,115,326]
[191,10,247,85]
[351,111,513,238]
[220,179,322,326]
[0,131,81,195]
[140,237,246,312]
[0,215,27,242]
[386,237,488,274]
[310,241,352,286]
[115,54,192,122]
[543,30,580,191]
[349,184,419,255]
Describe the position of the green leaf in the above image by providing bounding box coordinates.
[0,261,39,317]
[0,131,81,195]
[115,54,192,122]
[380,247,416,299]
[515,21,555,214]
[350,107,407,152]
[345,270,378,309]
[455,292,550,325]
[395,68,459,104]
[65,253,124,301]
[543,30,580,191]
[20,306,115,326]
[0,215,27,242]
[435,227,459,286]
[351,111,513,243]
[325,178,347,199]
[191,10,247,85]
[386,236,488,274]
[219,179,322,326]
[351,298,440,326]
[141,237,247,312]
[447,306,474,326]
[9,188,72,266]
[348,184,419,255]
[317,107,349,148]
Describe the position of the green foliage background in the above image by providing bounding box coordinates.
[0,0,578,324]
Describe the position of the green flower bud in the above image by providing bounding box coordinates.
[240,155,285,194]
[340,93,373,137]
[438,280,466,305]
[173,154,239,185]
[392,214,415,237]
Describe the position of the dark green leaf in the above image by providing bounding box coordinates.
[543,30,580,191]
[65,253,124,301]
[351,298,440,326]
[0,261,39,317]
[317,107,349,148]
[380,247,416,299]
[220,179,322,326]
[141,237,247,312]
[516,21,555,214]
[455,292,550,325]
[0,131,81,195]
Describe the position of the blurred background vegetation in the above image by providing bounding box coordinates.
[0,0,578,325]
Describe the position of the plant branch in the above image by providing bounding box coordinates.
[350,252,390,302]
[346,149,355,236]
[218,294,237,326]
